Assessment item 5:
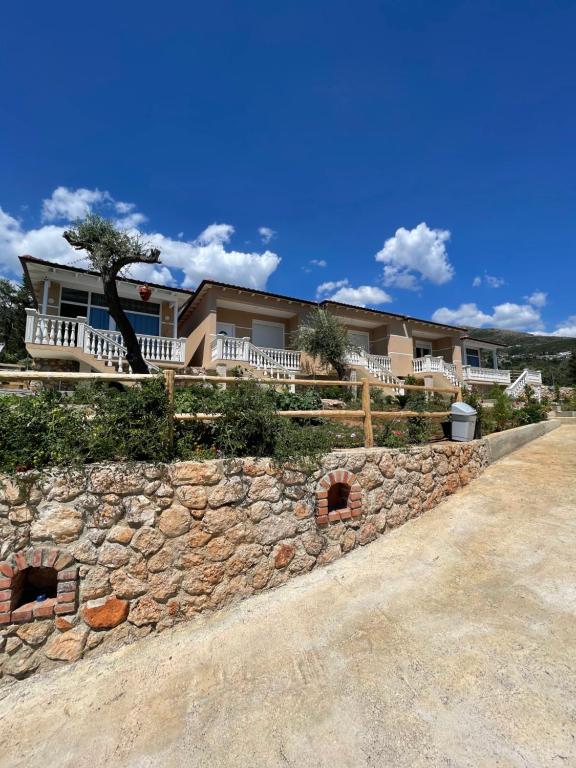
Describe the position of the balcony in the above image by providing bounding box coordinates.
[25,310,186,367]
[210,335,301,374]
[462,366,511,385]
[412,355,458,385]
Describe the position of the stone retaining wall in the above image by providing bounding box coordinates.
[0,441,488,682]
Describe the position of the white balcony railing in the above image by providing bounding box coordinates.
[25,310,185,365]
[210,335,300,373]
[462,366,511,385]
[412,355,458,385]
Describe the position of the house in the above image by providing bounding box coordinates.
[21,255,191,373]
[21,256,542,396]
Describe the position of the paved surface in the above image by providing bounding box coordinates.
[1,426,575,768]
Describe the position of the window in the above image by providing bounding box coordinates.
[414,343,432,358]
[466,348,480,367]
[89,307,110,330]
[125,312,160,336]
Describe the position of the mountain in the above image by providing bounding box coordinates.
[468,328,576,386]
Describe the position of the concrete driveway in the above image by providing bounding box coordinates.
[1,425,575,768]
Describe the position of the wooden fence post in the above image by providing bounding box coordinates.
[164,369,175,450]
[362,379,374,448]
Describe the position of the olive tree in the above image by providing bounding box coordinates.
[63,215,160,373]
[295,307,353,379]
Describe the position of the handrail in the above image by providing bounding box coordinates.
[84,325,161,374]
[210,335,293,378]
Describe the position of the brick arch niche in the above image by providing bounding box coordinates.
[0,547,78,625]
[316,469,363,525]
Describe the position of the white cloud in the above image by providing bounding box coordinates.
[0,188,281,290]
[317,279,392,308]
[310,259,327,268]
[431,303,493,327]
[258,226,276,244]
[432,301,543,331]
[375,222,453,288]
[473,273,505,288]
[526,290,547,308]
[550,316,576,337]
[41,187,112,222]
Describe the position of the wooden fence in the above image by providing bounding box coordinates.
[0,370,462,450]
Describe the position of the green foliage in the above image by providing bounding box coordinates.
[0,279,33,363]
[0,378,171,472]
[294,308,353,379]
[374,420,408,448]
[176,381,329,467]
[514,386,549,425]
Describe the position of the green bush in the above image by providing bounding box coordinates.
[0,378,171,472]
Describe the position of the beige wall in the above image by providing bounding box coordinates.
[32,279,61,316]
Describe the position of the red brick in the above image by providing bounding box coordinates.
[339,508,352,520]
[57,581,76,594]
[351,483,361,494]
[57,591,76,604]
[0,562,14,578]
[316,491,328,500]
[15,552,27,571]
[11,607,33,623]
[317,499,328,510]
[34,601,56,619]
[349,499,361,509]
[0,590,11,602]
[32,550,43,568]
[351,508,362,518]
[57,567,79,582]
[0,602,11,615]
[319,478,330,490]
[316,514,329,525]
[328,472,337,485]
[0,578,11,590]
[349,492,362,502]
[0,614,11,625]
[42,549,59,568]
[328,511,341,523]
[55,603,75,615]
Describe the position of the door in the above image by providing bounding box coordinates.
[347,330,370,352]
[252,320,284,349]
[216,322,236,337]
[414,342,432,358]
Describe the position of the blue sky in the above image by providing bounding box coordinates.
[1,0,575,335]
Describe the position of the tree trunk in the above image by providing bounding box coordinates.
[101,271,149,374]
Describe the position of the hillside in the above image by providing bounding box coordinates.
[468,328,576,386]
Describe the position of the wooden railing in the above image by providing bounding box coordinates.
[0,370,461,451]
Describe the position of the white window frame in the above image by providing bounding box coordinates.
[414,341,433,358]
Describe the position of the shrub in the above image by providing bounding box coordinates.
[0,378,172,472]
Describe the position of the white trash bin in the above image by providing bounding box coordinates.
[450,402,477,442]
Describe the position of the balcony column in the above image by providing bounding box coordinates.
[172,301,178,339]
[41,279,50,315]
[492,349,498,370]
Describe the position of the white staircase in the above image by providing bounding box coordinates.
[412,355,459,386]
[211,335,296,380]
[345,350,400,386]
[505,369,543,400]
